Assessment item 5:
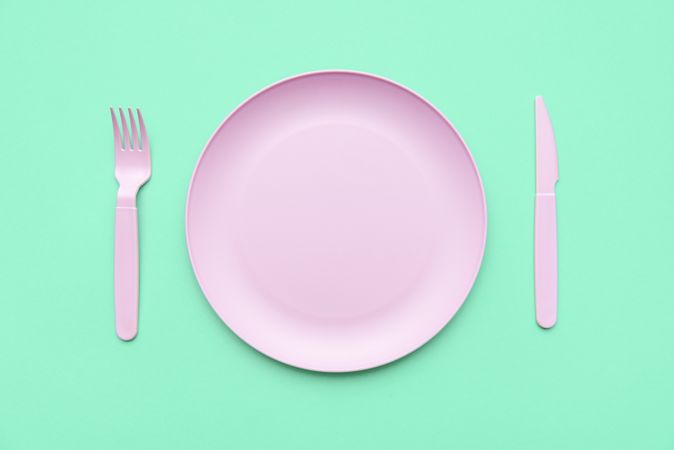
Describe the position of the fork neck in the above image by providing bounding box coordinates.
[117,186,138,208]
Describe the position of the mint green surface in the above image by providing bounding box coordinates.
[1,1,673,449]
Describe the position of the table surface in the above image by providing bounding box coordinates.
[1,1,673,449]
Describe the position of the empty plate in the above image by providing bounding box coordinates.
[186,71,486,372]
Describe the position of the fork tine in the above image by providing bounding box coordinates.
[118,107,130,151]
[128,108,139,151]
[137,109,149,152]
[110,108,121,149]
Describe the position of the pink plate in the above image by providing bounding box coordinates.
[186,71,486,372]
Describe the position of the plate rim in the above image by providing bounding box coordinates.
[185,69,488,372]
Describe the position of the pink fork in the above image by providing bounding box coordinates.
[111,108,151,341]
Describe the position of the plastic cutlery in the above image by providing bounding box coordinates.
[111,108,151,340]
[534,97,559,328]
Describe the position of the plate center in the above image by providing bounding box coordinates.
[232,123,439,322]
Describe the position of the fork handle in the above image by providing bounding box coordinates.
[115,206,138,340]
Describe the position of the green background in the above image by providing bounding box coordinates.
[1,0,673,448]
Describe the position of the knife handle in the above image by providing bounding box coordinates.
[535,193,557,328]
[114,206,138,341]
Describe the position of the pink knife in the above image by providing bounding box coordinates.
[535,96,559,328]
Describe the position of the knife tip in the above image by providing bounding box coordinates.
[535,96,549,116]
